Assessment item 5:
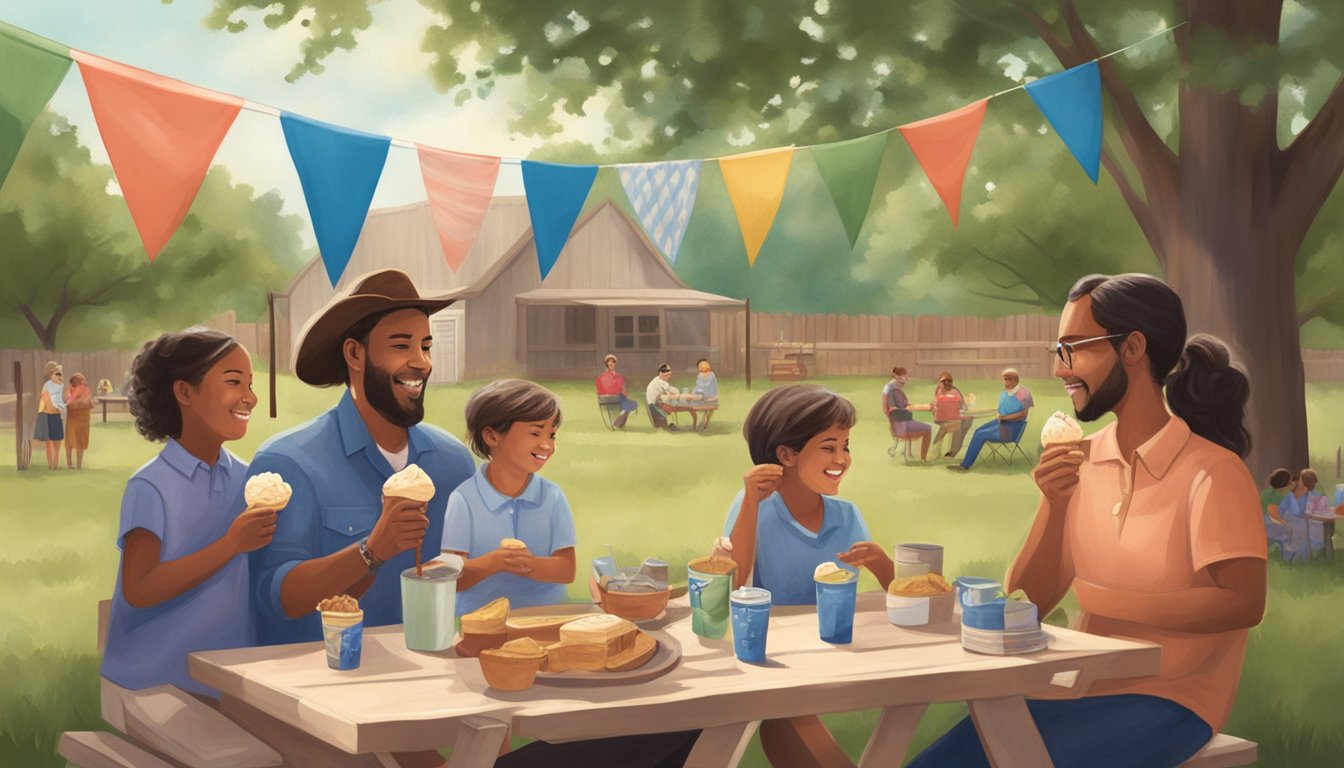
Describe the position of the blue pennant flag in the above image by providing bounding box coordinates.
[281,112,390,286]
[617,160,702,265]
[521,160,599,280]
[1025,60,1102,184]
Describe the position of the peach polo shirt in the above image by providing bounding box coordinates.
[1063,416,1265,731]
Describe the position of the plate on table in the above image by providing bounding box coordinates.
[533,629,681,687]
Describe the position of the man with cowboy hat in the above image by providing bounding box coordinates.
[247,269,475,647]
[247,270,699,767]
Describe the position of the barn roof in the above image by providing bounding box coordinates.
[514,288,744,308]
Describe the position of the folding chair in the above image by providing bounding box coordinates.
[983,421,1031,466]
[597,394,623,430]
[887,434,918,464]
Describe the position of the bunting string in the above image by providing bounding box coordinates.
[0,18,1185,284]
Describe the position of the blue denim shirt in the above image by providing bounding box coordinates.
[102,440,251,697]
[247,390,474,645]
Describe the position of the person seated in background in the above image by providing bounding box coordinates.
[96,377,115,396]
[646,363,680,431]
[948,367,1032,472]
[594,353,638,429]
[1289,469,1336,558]
[692,358,719,402]
[930,371,973,458]
[1260,468,1294,561]
[1277,472,1311,563]
[882,365,931,460]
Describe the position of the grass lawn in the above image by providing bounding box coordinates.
[3,373,1344,766]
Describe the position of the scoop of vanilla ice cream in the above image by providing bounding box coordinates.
[382,463,436,502]
[813,562,852,583]
[245,472,292,509]
[1040,411,1085,446]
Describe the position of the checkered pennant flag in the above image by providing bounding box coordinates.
[617,159,702,265]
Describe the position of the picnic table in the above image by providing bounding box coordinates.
[95,394,130,423]
[1306,510,1340,561]
[189,591,1159,768]
[660,397,719,431]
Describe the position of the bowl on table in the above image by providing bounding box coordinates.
[598,580,671,621]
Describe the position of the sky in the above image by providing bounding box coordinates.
[1,0,632,245]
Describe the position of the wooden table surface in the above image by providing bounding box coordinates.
[191,593,1159,768]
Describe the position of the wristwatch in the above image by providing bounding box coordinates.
[358,537,382,570]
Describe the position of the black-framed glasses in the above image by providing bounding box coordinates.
[1049,333,1126,369]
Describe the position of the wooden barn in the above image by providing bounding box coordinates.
[277,197,746,383]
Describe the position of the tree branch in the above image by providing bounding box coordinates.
[967,289,1046,308]
[1277,73,1344,234]
[1100,150,1167,269]
[984,275,1027,290]
[1298,291,1339,327]
[969,246,1059,306]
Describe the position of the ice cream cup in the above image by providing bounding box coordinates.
[321,610,364,670]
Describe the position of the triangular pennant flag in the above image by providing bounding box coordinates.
[520,160,598,280]
[0,22,71,189]
[281,112,390,286]
[73,50,243,261]
[616,159,702,265]
[719,147,794,266]
[1025,60,1102,183]
[897,99,988,226]
[416,145,500,273]
[810,133,888,246]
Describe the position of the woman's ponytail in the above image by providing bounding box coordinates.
[1165,334,1252,458]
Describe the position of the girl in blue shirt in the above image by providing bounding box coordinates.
[103,328,277,701]
[442,379,577,614]
[716,383,894,768]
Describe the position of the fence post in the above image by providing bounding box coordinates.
[14,360,25,471]
[268,291,277,419]
[744,298,752,390]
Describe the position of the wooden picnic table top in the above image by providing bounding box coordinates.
[190,592,1159,766]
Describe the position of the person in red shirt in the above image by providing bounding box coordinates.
[594,353,638,429]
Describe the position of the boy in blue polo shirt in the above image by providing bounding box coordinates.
[442,379,577,614]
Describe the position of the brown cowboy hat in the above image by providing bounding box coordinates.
[294,269,462,386]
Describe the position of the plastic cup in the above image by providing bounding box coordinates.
[895,560,933,579]
[688,556,737,639]
[815,573,858,644]
[894,543,944,574]
[321,610,364,670]
[730,587,772,663]
[400,556,462,652]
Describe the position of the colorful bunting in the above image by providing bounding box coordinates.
[719,147,794,266]
[281,112,390,286]
[73,50,243,261]
[416,146,500,273]
[0,21,71,188]
[898,99,988,226]
[617,160,702,265]
[810,134,888,246]
[1025,61,1102,183]
[520,160,599,280]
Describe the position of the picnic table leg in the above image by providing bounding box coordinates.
[858,703,927,768]
[102,399,108,423]
[967,695,1054,768]
[685,720,761,768]
[445,716,509,768]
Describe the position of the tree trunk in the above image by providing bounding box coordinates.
[1169,1,1307,480]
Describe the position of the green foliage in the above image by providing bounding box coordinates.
[0,112,311,350]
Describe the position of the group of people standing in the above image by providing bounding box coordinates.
[32,360,94,470]
[1261,467,1343,562]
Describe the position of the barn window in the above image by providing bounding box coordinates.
[614,313,660,350]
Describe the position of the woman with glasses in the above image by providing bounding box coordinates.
[34,360,67,470]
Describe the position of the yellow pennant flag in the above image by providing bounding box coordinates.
[719,147,794,266]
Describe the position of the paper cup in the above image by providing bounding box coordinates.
[321,610,364,670]
[894,543,943,575]
[895,560,933,579]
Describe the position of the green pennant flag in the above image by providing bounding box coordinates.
[810,133,889,248]
[0,21,72,188]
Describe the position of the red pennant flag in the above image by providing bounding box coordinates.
[416,145,501,273]
[72,50,242,261]
[898,99,988,226]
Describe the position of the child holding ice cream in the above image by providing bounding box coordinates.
[442,379,577,614]
[714,383,894,767]
[101,328,288,763]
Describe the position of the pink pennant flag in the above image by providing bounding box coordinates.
[416,145,501,273]
[898,99,988,226]
[72,50,242,261]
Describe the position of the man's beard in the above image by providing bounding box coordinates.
[1075,359,1127,422]
[364,362,424,427]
